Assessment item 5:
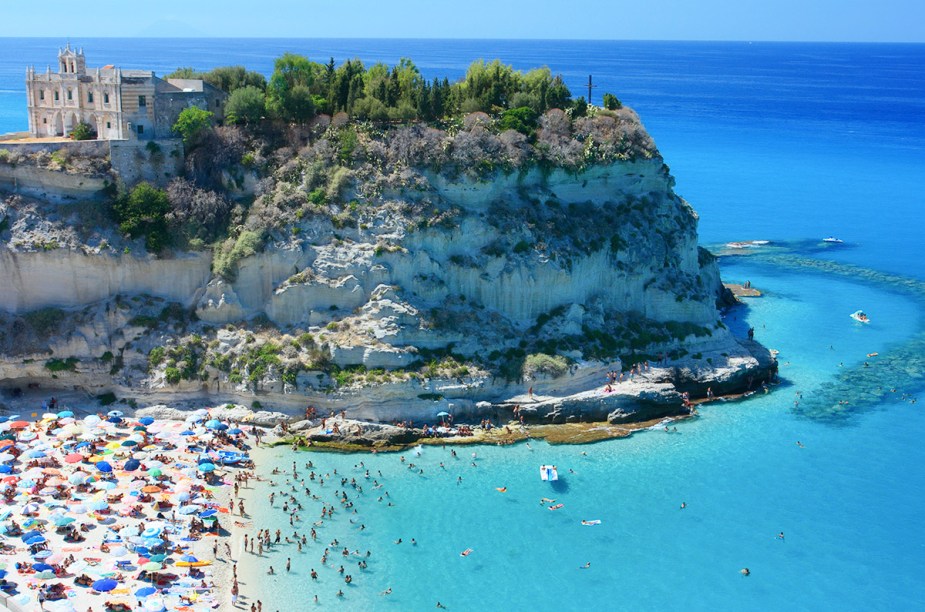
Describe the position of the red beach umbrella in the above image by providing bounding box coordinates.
[64,453,84,464]
[9,421,29,429]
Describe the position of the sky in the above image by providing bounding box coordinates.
[0,0,922,42]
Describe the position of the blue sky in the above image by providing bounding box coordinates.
[1,0,921,41]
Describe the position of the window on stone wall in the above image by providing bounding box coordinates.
[104,92,110,104]
[54,91,59,101]
[137,124,144,135]
[43,118,47,124]
[39,90,44,101]
[67,89,72,101]
[88,92,94,104]
[106,121,111,129]
[138,95,147,107]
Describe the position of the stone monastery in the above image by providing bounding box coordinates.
[25,44,226,140]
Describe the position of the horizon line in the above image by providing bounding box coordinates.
[1,36,924,45]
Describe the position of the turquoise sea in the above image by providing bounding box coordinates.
[2,39,925,610]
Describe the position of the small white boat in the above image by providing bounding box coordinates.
[823,237,844,243]
[540,465,558,481]
[850,310,870,323]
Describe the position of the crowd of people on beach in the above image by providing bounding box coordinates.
[0,402,256,611]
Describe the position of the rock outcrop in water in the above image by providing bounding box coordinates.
[0,106,775,423]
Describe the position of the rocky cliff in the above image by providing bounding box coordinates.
[0,107,775,423]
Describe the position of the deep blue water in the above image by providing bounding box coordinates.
[2,39,925,610]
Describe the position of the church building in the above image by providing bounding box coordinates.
[25,44,226,140]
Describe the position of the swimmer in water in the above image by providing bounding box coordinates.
[796,441,805,448]
[740,568,750,576]
[680,502,686,509]
[777,532,785,540]
[579,562,591,569]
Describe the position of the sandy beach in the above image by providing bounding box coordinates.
[0,404,254,612]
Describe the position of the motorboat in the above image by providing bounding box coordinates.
[850,310,870,323]
[540,465,558,481]
[823,237,844,243]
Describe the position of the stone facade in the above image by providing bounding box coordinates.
[26,44,226,140]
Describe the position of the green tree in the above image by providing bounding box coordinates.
[204,66,267,92]
[166,67,202,79]
[172,106,214,146]
[113,183,171,253]
[267,53,321,121]
[69,121,94,141]
[571,96,588,118]
[225,86,266,124]
[602,93,622,110]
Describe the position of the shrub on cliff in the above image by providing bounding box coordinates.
[523,353,570,379]
[213,230,263,280]
[113,183,171,253]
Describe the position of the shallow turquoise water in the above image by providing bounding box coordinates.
[238,263,925,611]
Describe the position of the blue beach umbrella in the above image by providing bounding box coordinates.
[124,459,141,471]
[21,529,41,542]
[25,535,45,545]
[177,505,197,515]
[88,500,108,511]
[228,428,243,435]
[199,509,216,518]
[198,463,215,473]
[32,563,53,572]
[107,416,122,424]
[135,586,157,597]
[138,417,155,425]
[107,411,124,418]
[96,461,112,473]
[0,465,12,474]
[92,578,118,592]
[33,549,52,559]
[56,410,74,418]
[178,554,198,563]
[204,419,223,429]
[180,430,195,436]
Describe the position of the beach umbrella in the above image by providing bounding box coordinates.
[21,503,39,515]
[34,569,56,580]
[147,553,167,563]
[141,526,162,538]
[105,442,122,451]
[18,431,36,441]
[69,504,87,514]
[96,461,113,473]
[26,535,45,545]
[107,416,122,424]
[204,419,222,429]
[68,472,89,485]
[0,465,10,474]
[56,410,74,418]
[24,449,46,458]
[177,554,199,563]
[142,485,162,494]
[67,560,88,574]
[141,561,162,572]
[9,421,29,429]
[92,578,118,592]
[52,516,75,527]
[83,414,101,425]
[88,500,108,511]
[74,441,92,449]
[33,550,53,559]
[64,453,84,464]
[0,440,13,449]
[147,468,162,478]
[179,430,195,436]
[110,546,128,558]
[107,411,124,418]
[32,563,54,572]
[177,505,197,515]
[21,528,41,540]
[135,585,157,597]
[138,417,155,426]
[199,509,216,519]
[94,481,117,491]
[198,463,215,473]
[227,427,243,435]
[143,600,167,612]
[124,459,141,472]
